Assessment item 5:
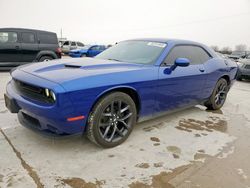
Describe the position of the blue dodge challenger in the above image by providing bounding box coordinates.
[4,39,237,147]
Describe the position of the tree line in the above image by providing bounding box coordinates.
[210,44,249,54]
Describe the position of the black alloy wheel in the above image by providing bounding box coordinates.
[87,92,137,148]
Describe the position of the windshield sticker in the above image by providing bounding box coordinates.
[147,42,166,48]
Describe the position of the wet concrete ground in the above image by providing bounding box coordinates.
[0,71,250,188]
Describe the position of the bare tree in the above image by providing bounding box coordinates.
[210,45,219,52]
[235,44,247,51]
[221,47,232,54]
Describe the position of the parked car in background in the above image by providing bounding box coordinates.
[5,38,237,148]
[68,45,106,58]
[0,28,61,70]
[60,40,85,54]
[228,51,249,62]
[237,54,250,80]
[216,52,228,59]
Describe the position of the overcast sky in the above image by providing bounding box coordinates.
[1,0,250,49]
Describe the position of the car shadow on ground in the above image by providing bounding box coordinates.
[4,105,215,151]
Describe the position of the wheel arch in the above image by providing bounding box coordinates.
[90,86,141,118]
[36,50,57,61]
[220,74,230,85]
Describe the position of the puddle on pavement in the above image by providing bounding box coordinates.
[129,165,190,188]
[0,174,3,182]
[197,149,205,153]
[167,146,181,155]
[167,146,182,159]
[154,143,160,146]
[154,162,164,168]
[194,153,211,161]
[143,122,165,132]
[59,177,105,188]
[175,117,227,133]
[135,163,150,169]
[0,110,8,114]
[150,137,160,142]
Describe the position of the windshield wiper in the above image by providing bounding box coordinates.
[107,58,121,62]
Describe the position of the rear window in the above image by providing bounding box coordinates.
[77,42,84,47]
[63,41,69,46]
[38,32,57,44]
[0,32,17,43]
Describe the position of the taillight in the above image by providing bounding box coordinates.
[56,47,62,54]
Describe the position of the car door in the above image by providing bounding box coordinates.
[20,32,39,62]
[88,46,100,57]
[70,41,77,50]
[156,45,211,113]
[0,30,21,64]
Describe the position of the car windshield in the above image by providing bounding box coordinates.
[81,45,92,50]
[95,40,166,64]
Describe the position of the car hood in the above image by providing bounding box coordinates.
[18,57,144,85]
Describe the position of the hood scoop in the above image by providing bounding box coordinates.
[64,64,82,69]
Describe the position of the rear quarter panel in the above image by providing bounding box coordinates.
[202,58,237,99]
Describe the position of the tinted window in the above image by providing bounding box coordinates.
[77,42,84,47]
[164,45,211,65]
[0,32,17,43]
[21,32,35,43]
[63,41,69,46]
[71,42,76,46]
[96,41,166,64]
[91,46,99,50]
[38,32,57,44]
[195,47,211,63]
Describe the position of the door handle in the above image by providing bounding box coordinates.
[15,46,19,50]
[199,68,205,72]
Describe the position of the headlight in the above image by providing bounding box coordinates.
[44,88,56,101]
[50,90,56,101]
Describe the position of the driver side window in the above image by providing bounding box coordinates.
[164,45,211,65]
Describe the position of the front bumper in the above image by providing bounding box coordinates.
[5,70,87,135]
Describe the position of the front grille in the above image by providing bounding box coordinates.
[244,64,250,69]
[13,79,54,104]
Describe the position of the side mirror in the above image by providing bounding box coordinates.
[175,58,190,67]
[164,58,190,75]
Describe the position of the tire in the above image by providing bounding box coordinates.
[204,78,229,110]
[80,54,86,57]
[86,92,137,148]
[39,56,53,62]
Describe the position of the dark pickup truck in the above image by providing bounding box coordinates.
[0,28,61,70]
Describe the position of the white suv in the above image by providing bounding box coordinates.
[61,40,85,54]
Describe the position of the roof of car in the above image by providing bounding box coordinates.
[0,28,56,34]
[128,38,204,45]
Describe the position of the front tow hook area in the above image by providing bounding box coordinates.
[4,93,21,113]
